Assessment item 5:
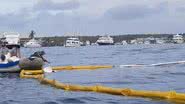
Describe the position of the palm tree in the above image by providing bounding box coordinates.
[29,30,35,39]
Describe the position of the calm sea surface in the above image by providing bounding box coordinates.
[1,44,185,104]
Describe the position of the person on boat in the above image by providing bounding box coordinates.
[0,46,19,62]
[0,54,7,63]
[5,51,11,59]
[0,45,10,63]
[0,47,9,63]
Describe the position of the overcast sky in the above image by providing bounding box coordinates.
[0,0,185,36]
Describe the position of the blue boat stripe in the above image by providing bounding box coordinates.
[0,61,19,68]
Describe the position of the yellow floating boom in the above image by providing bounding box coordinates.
[52,65,113,71]
[20,69,185,102]
[20,70,44,79]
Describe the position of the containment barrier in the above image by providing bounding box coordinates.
[38,77,185,101]
[121,88,185,101]
[20,70,44,79]
[52,65,113,71]
[20,69,185,103]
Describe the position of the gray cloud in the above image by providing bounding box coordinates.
[104,3,167,20]
[0,12,29,32]
[0,1,185,35]
[33,0,80,11]
[0,0,81,34]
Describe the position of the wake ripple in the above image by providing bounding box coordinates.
[119,61,185,68]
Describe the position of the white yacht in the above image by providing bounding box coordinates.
[65,37,82,47]
[173,34,184,44]
[24,38,41,48]
[96,36,114,45]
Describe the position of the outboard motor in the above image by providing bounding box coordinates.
[19,51,48,70]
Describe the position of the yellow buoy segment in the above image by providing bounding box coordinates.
[20,70,44,79]
[20,69,185,102]
[52,65,113,70]
[121,89,185,101]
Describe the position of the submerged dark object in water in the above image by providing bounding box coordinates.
[19,51,47,70]
[19,58,44,70]
[19,51,48,70]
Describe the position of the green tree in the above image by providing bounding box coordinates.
[29,30,35,39]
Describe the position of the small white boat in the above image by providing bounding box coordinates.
[173,34,184,44]
[96,36,114,45]
[130,39,137,44]
[65,37,82,47]
[122,40,127,45]
[0,33,21,72]
[24,38,41,48]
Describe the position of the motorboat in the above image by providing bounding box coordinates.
[96,36,114,45]
[173,34,184,44]
[122,40,127,45]
[65,37,82,47]
[24,38,41,48]
[144,37,156,44]
[0,33,21,72]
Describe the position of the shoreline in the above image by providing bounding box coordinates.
[20,34,184,47]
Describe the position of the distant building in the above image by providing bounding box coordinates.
[136,38,144,44]
[156,38,165,44]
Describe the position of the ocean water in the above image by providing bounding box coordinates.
[1,44,185,104]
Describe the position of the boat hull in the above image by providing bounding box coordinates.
[65,44,81,47]
[24,44,41,48]
[97,42,114,45]
[0,61,20,72]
